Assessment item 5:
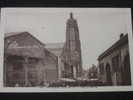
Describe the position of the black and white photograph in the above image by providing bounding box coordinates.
[0,8,133,92]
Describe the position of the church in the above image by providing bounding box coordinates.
[61,13,82,79]
[4,13,83,87]
[44,13,83,79]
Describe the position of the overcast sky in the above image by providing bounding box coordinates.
[2,8,131,69]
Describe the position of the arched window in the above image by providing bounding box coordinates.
[105,63,112,85]
[121,53,131,85]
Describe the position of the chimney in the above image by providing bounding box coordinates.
[120,33,124,39]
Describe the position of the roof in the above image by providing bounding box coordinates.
[45,43,64,56]
[98,34,128,60]
[5,32,20,38]
[5,31,45,46]
[45,43,64,49]
[6,47,45,58]
[44,49,58,62]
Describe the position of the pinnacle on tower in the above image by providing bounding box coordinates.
[70,12,73,19]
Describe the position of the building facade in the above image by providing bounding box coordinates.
[98,33,131,86]
[61,13,82,79]
[4,32,58,87]
[45,43,64,79]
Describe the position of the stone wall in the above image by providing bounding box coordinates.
[98,43,130,86]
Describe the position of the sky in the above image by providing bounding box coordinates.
[2,8,131,70]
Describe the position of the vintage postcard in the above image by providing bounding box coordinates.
[0,8,133,92]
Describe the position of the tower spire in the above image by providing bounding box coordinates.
[70,12,73,19]
[62,13,82,78]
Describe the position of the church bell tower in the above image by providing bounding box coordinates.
[62,12,82,78]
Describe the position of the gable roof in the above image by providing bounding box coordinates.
[5,31,45,46]
[98,34,128,60]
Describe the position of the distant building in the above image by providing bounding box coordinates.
[88,64,98,79]
[4,32,58,87]
[82,69,89,79]
[61,13,82,79]
[98,33,131,86]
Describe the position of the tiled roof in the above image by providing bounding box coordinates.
[5,31,45,46]
[98,34,128,60]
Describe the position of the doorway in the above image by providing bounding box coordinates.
[105,63,112,85]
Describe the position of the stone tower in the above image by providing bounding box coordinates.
[62,12,82,78]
